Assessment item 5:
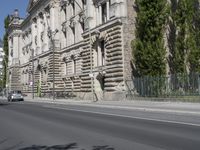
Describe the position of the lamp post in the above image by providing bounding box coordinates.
[31,48,34,99]
[43,5,59,100]
[0,71,3,96]
[47,27,58,100]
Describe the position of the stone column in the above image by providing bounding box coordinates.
[106,1,110,21]
[60,6,67,48]
[43,13,49,51]
[96,7,99,26]
[36,15,41,55]
[50,2,59,41]
[13,33,19,59]
[86,0,95,28]
[31,18,36,55]
[8,37,13,67]
[99,5,102,25]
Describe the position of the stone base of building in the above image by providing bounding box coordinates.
[77,91,127,101]
[23,90,129,101]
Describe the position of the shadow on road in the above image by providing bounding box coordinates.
[0,103,9,106]
[17,143,114,150]
[19,143,77,150]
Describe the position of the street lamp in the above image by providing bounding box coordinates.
[31,48,34,99]
[43,4,59,100]
[47,27,58,100]
[0,71,3,96]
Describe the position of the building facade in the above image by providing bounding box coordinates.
[7,0,135,100]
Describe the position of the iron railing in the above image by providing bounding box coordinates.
[126,73,200,98]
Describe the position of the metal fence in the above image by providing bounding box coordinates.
[126,73,200,98]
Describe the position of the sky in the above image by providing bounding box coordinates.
[0,0,29,39]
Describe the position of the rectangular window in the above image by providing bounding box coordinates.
[73,28,75,44]
[72,2,75,16]
[100,40,105,66]
[94,40,106,67]
[102,3,107,24]
[82,0,86,9]
[73,59,76,74]
[65,62,68,75]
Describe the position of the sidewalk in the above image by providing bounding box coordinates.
[25,96,200,115]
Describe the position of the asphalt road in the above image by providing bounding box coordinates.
[0,100,200,150]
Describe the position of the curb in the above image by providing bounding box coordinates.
[25,98,200,116]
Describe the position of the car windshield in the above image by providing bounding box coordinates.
[12,91,22,94]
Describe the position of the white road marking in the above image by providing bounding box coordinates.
[66,103,200,116]
[42,105,200,127]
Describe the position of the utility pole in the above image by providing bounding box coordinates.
[52,35,55,100]
[89,25,94,102]
[47,27,58,100]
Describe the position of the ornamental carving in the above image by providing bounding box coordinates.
[67,0,75,5]
[93,0,107,7]
[62,47,83,62]
[10,49,13,57]
[60,0,68,7]
[69,18,75,29]
[41,31,44,42]
[62,22,67,33]
[78,12,85,24]
[35,36,37,45]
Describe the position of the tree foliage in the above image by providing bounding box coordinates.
[132,0,169,77]
[2,15,10,88]
[169,0,193,74]
[168,0,200,74]
[132,0,200,77]
[187,0,200,73]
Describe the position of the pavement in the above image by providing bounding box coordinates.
[23,96,200,116]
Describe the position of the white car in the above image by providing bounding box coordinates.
[8,91,24,102]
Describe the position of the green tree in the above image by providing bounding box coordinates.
[187,0,200,73]
[170,0,197,74]
[132,0,169,77]
[2,15,10,88]
[173,0,188,73]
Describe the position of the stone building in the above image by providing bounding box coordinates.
[7,0,135,100]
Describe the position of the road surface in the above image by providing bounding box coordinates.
[0,100,200,150]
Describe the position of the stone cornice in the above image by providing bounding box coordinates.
[60,41,84,53]
[21,15,31,27]
[27,0,44,13]
[93,0,109,7]
[82,17,122,37]
[28,0,49,14]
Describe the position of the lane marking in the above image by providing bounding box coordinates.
[42,105,200,127]
[65,104,200,116]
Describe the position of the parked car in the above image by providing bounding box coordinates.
[8,91,24,102]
